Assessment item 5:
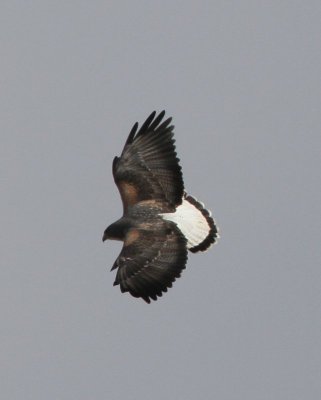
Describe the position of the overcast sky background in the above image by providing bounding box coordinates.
[1,2,321,399]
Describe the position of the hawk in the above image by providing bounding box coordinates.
[103,111,219,303]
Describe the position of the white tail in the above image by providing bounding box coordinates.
[161,194,219,253]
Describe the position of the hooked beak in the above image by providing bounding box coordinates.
[102,230,108,242]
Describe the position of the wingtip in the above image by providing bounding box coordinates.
[159,109,166,118]
[124,122,139,147]
[147,110,157,123]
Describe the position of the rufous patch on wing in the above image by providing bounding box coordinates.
[125,228,140,246]
[118,181,139,210]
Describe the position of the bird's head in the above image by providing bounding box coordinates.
[102,218,129,242]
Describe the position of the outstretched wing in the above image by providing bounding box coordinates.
[111,220,188,303]
[113,111,184,213]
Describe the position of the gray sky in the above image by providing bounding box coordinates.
[1,1,321,399]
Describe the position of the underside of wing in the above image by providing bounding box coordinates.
[112,111,184,213]
[111,220,188,303]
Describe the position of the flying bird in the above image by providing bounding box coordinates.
[103,111,219,303]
